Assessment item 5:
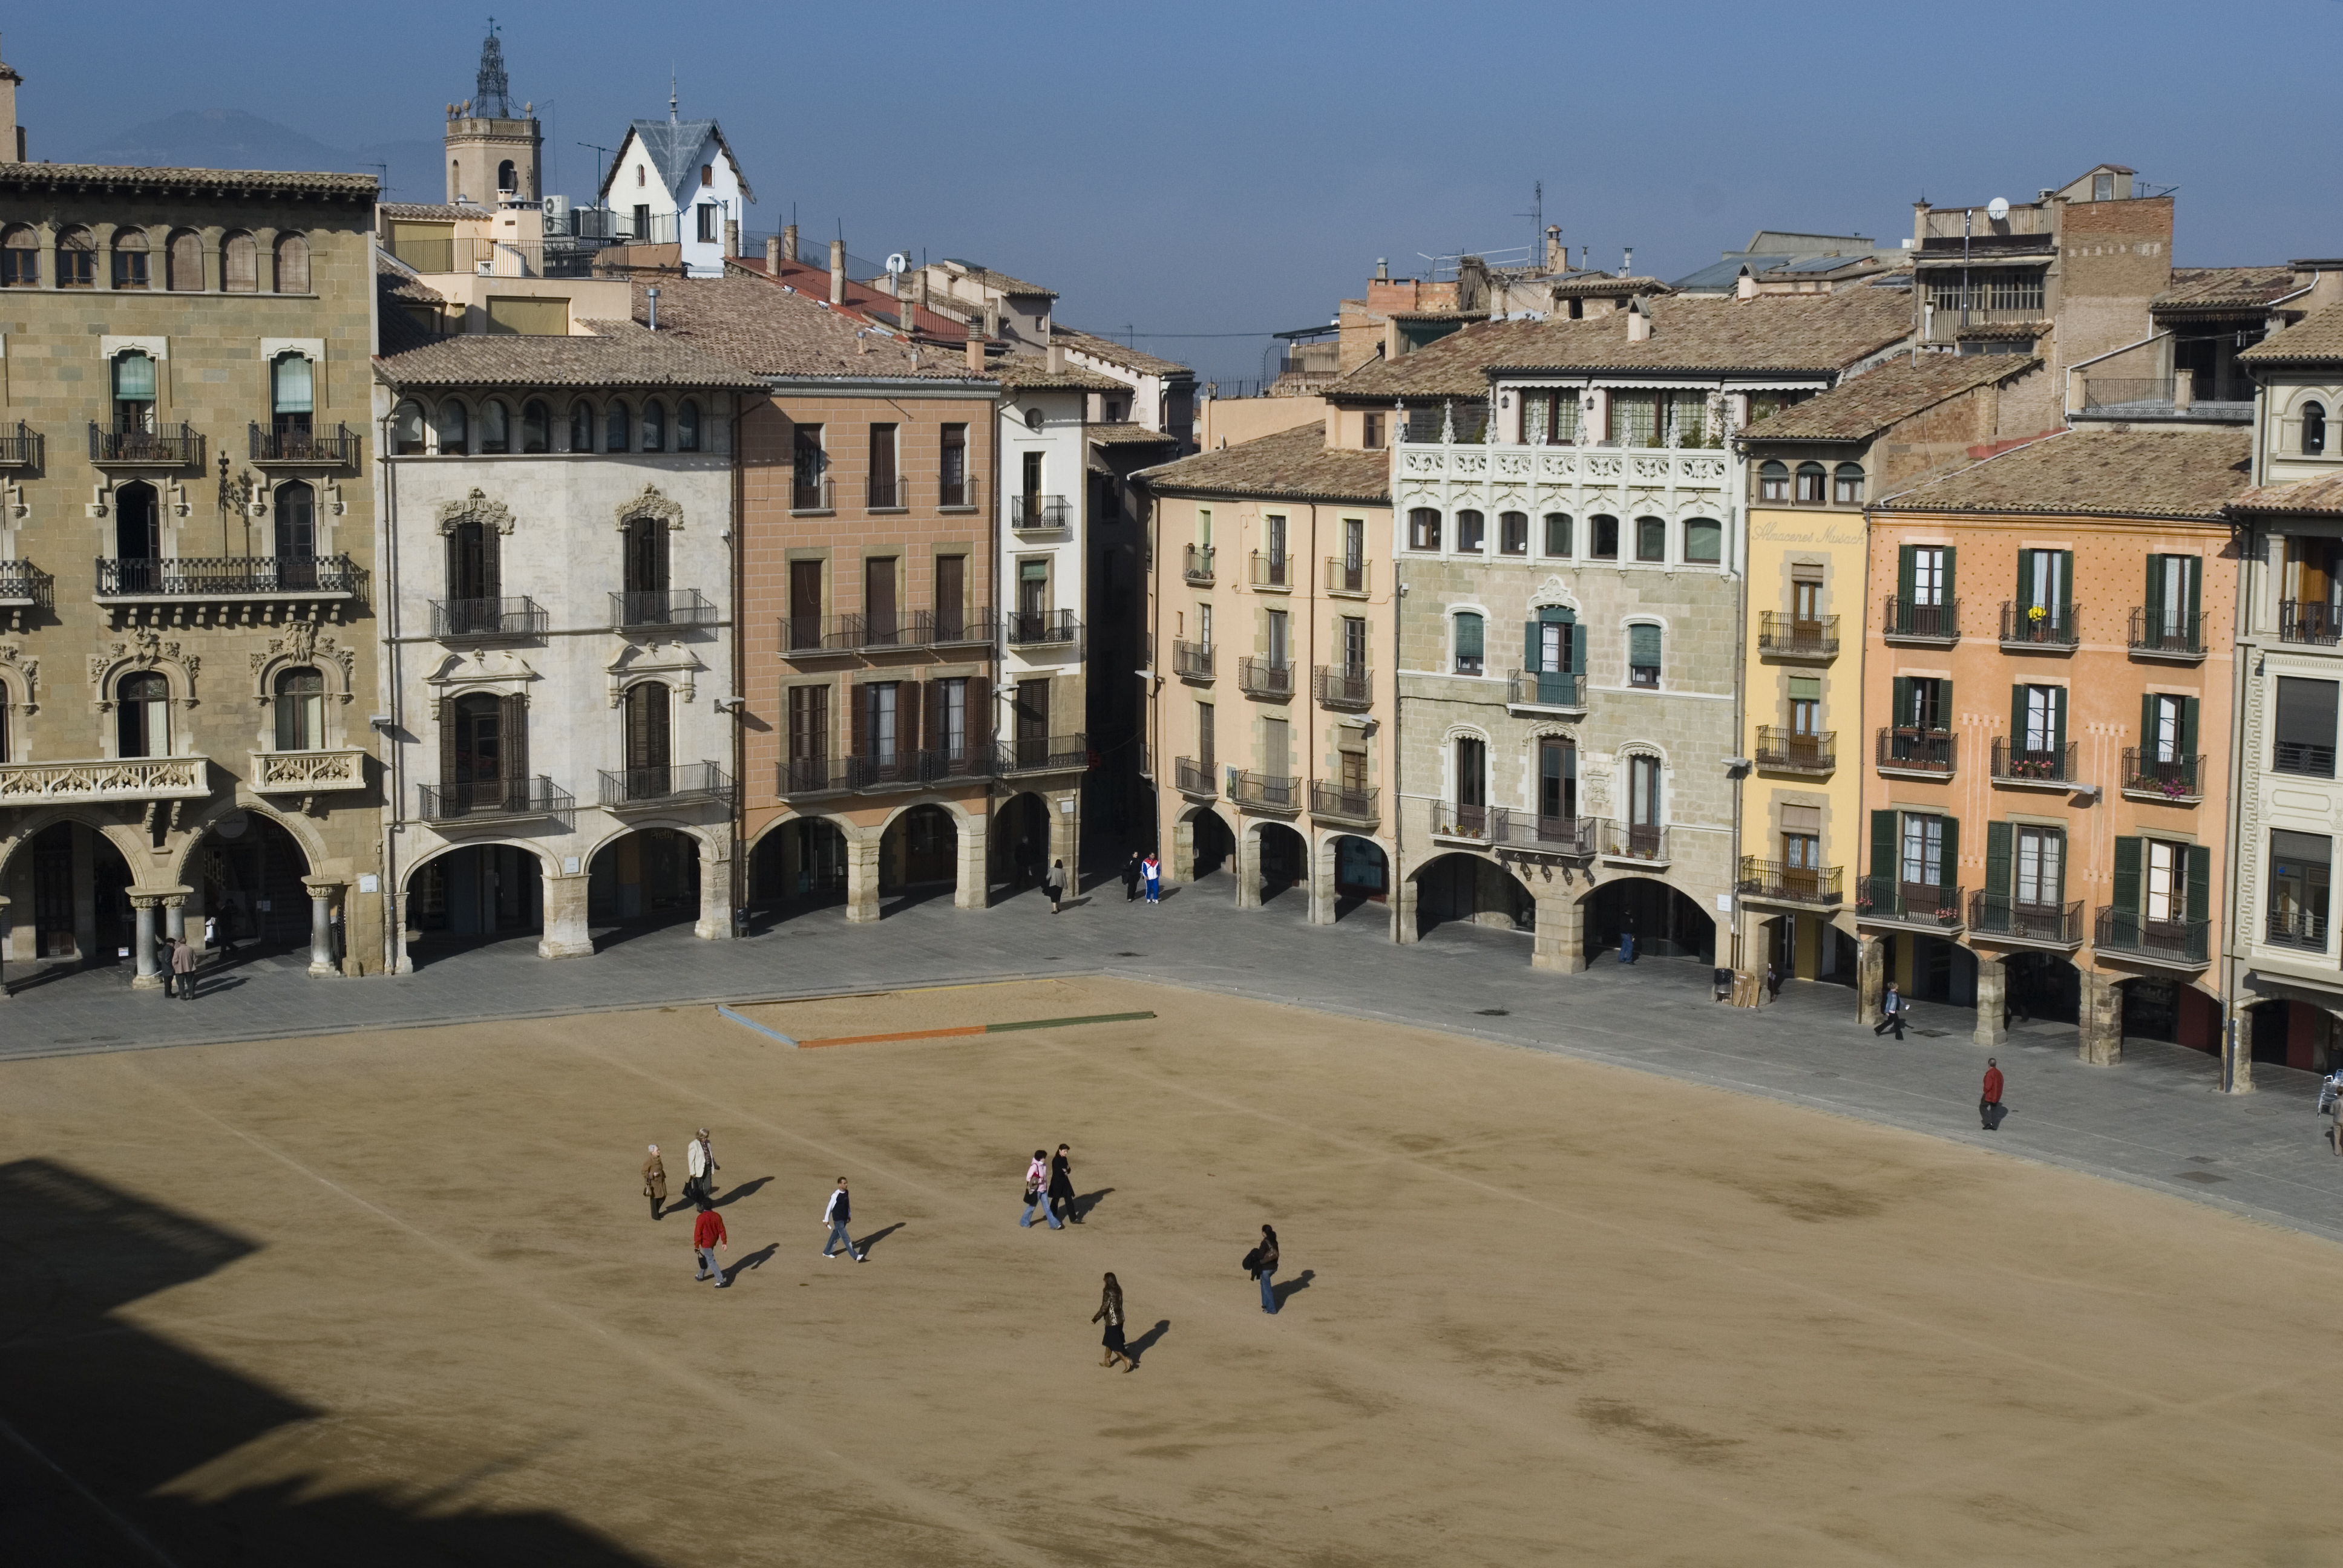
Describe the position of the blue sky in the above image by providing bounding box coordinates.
[10,1,2340,388]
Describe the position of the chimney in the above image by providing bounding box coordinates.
[1620,247,1633,279]
[1626,297,1651,344]
[0,39,21,163]
[1735,265,1756,301]
[829,240,845,305]
[765,234,781,272]
[781,223,798,263]
[966,334,985,374]
[1046,343,1066,376]
[1375,257,1389,283]
[646,286,660,332]
[1545,226,1562,273]
[724,218,739,259]
[917,269,931,314]
[983,302,1001,341]
[2173,368,2194,412]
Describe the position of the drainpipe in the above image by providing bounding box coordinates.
[377,407,403,978]
[2221,504,2256,1093]
[730,393,747,933]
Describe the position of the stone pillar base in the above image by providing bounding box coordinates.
[1973,956,2008,1048]
[1308,836,1335,926]
[2078,970,2122,1065]
[1856,933,1886,1024]
[539,874,595,959]
[1234,823,1262,910]
[1532,883,1586,972]
[1392,873,1419,944]
[695,848,735,940]
[845,835,882,924]
[2224,1001,2255,1093]
[955,810,989,910]
[1172,816,1195,885]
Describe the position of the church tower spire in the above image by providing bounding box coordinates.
[474,19,513,119]
[443,22,540,205]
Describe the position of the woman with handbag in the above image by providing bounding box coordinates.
[1049,1143,1079,1226]
[1093,1273,1133,1371]
[1250,1224,1281,1314]
[1020,1149,1060,1229]
[641,1145,668,1221]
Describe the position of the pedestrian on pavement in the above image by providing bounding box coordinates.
[1122,851,1143,903]
[1046,859,1068,915]
[170,934,198,1000]
[203,913,220,956]
[1248,1224,1281,1314]
[821,1177,864,1261]
[1049,1143,1079,1226]
[1873,982,1906,1040]
[1619,913,1636,965]
[1020,1149,1061,1229]
[1981,1058,2005,1131]
[1765,961,1783,1003]
[685,1129,718,1206]
[692,1201,729,1286]
[1141,853,1162,904]
[1093,1272,1133,1371]
[157,928,179,998]
[2321,1071,2343,1155]
[643,1145,669,1220]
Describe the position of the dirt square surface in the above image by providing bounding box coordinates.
[0,975,2336,1566]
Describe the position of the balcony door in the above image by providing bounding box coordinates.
[116,482,160,590]
[1017,559,1048,640]
[789,560,822,650]
[1014,679,1049,768]
[934,554,966,642]
[864,556,899,645]
[1454,736,1486,834]
[1021,451,1044,521]
[447,518,500,630]
[1527,607,1577,703]
[1625,753,1660,855]
[623,681,672,797]
[274,667,324,752]
[1196,700,1214,774]
[623,515,669,623]
[274,481,317,590]
[1538,736,1575,829]
[116,671,169,758]
[445,691,522,814]
[787,684,828,790]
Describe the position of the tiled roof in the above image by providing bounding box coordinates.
[1746,354,2038,443]
[0,162,375,200]
[2229,472,2343,516]
[1955,321,2048,341]
[990,357,1126,393]
[375,250,447,305]
[937,260,1056,299]
[598,119,754,204]
[1052,326,1190,377]
[377,320,762,390]
[727,255,973,342]
[1087,422,1181,446]
[2155,266,2301,312]
[1874,426,2252,521]
[2242,301,2343,365]
[617,275,988,381]
[1135,421,1388,504]
[1547,275,1674,298]
[379,201,485,222]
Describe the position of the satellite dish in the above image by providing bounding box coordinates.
[1986,197,2010,222]
[885,253,909,277]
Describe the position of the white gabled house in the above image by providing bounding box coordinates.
[596,110,753,278]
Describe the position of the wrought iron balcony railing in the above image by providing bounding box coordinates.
[1309,782,1379,826]
[781,754,848,794]
[0,559,53,606]
[2275,739,2338,778]
[2279,600,2341,645]
[2266,909,2330,950]
[791,472,834,511]
[1757,612,1838,658]
[417,776,573,825]
[0,421,43,467]
[433,596,548,640]
[1737,856,1843,905]
[97,555,360,596]
[1999,601,2079,649]
[1855,875,1965,928]
[249,422,358,464]
[1228,770,1299,811]
[90,422,203,465]
[611,588,716,630]
[1006,609,1080,647]
[1173,756,1215,797]
[847,750,926,790]
[2097,907,2210,965]
[1507,669,1584,708]
[1877,728,1955,775]
[1182,544,1216,584]
[1883,596,1959,641]
[1493,808,1594,855]
[1249,550,1291,590]
[865,473,901,509]
[1755,727,1834,773]
[2129,608,2203,657]
[1599,819,1668,862]
[1011,494,1070,531]
[1969,892,2084,945]
[1991,737,2079,785]
[1314,664,1372,709]
[600,760,731,808]
[2122,750,2201,802]
[1173,640,1214,681]
[1430,802,1489,840]
[1237,656,1295,699]
[1000,733,1087,774]
[1325,556,1369,595]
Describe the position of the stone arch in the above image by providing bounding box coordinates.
[0,805,156,887]
[1244,817,1309,906]
[434,487,515,536]
[1408,848,1536,942]
[613,481,686,532]
[1316,829,1390,920]
[88,630,201,753]
[1172,799,1236,881]
[1581,872,1715,963]
[745,809,850,909]
[246,618,358,708]
[162,794,330,887]
[880,802,959,898]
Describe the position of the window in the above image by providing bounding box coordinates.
[623,515,670,598]
[935,555,967,639]
[569,400,595,453]
[1455,736,1487,814]
[869,422,898,506]
[787,560,824,650]
[445,691,523,814]
[1523,388,1580,445]
[479,399,510,456]
[57,226,95,288]
[497,160,518,194]
[1543,513,1571,557]
[1021,450,1044,515]
[270,353,313,434]
[700,164,715,188]
[2145,554,2200,645]
[1267,608,1290,669]
[1589,514,1619,560]
[1341,615,1368,671]
[2014,825,2065,907]
[1196,699,1216,770]
[274,232,310,293]
[1833,463,1864,505]
[641,399,666,453]
[1608,390,1657,448]
[1,224,38,287]
[788,684,829,773]
[114,482,159,563]
[117,671,169,758]
[1900,813,1945,886]
[1499,512,1529,555]
[1683,518,1722,565]
[1266,514,1288,577]
[2306,402,2328,457]
[1362,411,1384,449]
[1758,460,1789,503]
[1795,462,1827,505]
[222,230,257,293]
[1901,544,1951,606]
[1408,508,1441,550]
[1453,612,1484,676]
[941,423,968,505]
[636,166,646,188]
[676,399,701,452]
[520,399,550,454]
[2014,683,2066,757]
[793,423,825,507]
[1635,515,1665,562]
[1628,624,1662,687]
[1018,558,1049,619]
[1538,736,1577,822]
[111,227,149,289]
[624,681,672,781]
[2018,547,2070,627]
[1527,607,1576,701]
[1198,603,1212,647]
[696,204,719,244]
[1456,510,1484,554]
[1626,754,1661,829]
[1792,575,1821,624]
[863,556,899,642]
[392,400,427,456]
[274,667,325,751]
[163,229,200,291]
[2142,838,2190,924]
[274,482,317,586]
[606,399,631,452]
[2269,830,2332,947]
[1342,517,1365,584]
[446,517,499,604]
[2276,676,2339,776]
[436,400,469,455]
[112,351,157,433]
[2093,172,2115,201]
[1788,675,1821,736]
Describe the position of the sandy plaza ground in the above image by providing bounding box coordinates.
[1,973,2338,1566]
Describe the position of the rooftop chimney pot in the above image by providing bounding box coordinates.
[1046,344,1066,375]
[782,224,798,264]
[765,235,781,272]
[829,240,845,305]
[966,335,985,375]
[1735,265,1756,301]
[1626,298,1651,343]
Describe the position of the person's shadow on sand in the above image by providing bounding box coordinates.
[1127,1320,1171,1362]
[1271,1270,1315,1310]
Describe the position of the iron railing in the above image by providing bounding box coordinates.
[1228,770,1299,811]
[792,470,833,511]
[781,754,847,794]
[1250,550,1291,589]
[779,615,859,655]
[930,606,994,646]
[1755,727,1835,772]
[1999,601,2079,648]
[1173,756,1214,796]
[2082,377,2175,410]
[1172,640,1215,681]
[97,554,359,596]
[1326,556,1369,595]
[1877,728,1956,774]
[1493,808,1594,855]
[1757,612,1838,658]
[2129,608,2203,656]
[89,422,202,465]
[611,588,716,630]
[1507,669,1584,708]
[1969,892,2085,944]
[0,422,42,466]
[600,760,731,808]
[1309,782,1379,825]
[939,468,973,508]
[1855,875,1965,928]
[847,750,925,790]
[2122,750,2201,801]
[1315,664,1372,708]
[2266,909,2330,950]
[1601,819,1668,862]
[0,560,53,605]
[417,776,572,824]
[1883,596,1959,641]
[2279,601,2341,645]
[865,473,901,509]
[249,422,358,463]
[1011,495,1070,530]
[1991,737,2079,785]
[432,596,547,640]
[2275,738,2338,778]
[1183,544,1216,584]
[1001,733,1088,774]
[844,609,927,651]
[1237,656,1295,699]
[1737,857,1843,905]
[1430,802,1489,840]
[2098,907,2210,965]
[1006,609,1080,646]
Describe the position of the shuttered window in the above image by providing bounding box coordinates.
[222,232,258,293]
[1628,624,1661,687]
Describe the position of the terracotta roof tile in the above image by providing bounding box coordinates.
[1745,354,2039,442]
[937,260,1056,299]
[0,162,375,200]
[2230,471,2343,515]
[1547,275,1674,298]
[377,320,762,390]
[378,201,488,222]
[1052,326,1191,377]
[2155,266,2302,312]
[2242,300,2343,365]
[614,276,989,381]
[1087,422,1181,446]
[1135,421,1387,504]
[989,357,1125,393]
[1874,426,2252,520]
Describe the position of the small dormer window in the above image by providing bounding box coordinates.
[700,164,713,187]
[2093,172,2114,202]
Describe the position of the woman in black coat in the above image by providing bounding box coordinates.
[1251,1224,1280,1314]
[1049,1143,1079,1225]
[1093,1272,1132,1370]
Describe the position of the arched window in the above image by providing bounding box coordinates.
[605,399,631,452]
[112,351,157,434]
[274,481,317,588]
[479,399,510,455]
[1795,461,1827,505]
[117,671,170,758]
[1683,517,1723,565]
[1833,462,1865,505]
[57,226,96,288]
[1498,511,1529,555]
[1627,624,1663,688]
[1407,508,1441,550]
[1453,734,1487,827]
[221,230,258,293]
[496,159,517,194]
[270,352,313,434]
[274,232,310,293]
[274,666,325,751]
[2306,401,2328,458]
[436,400,469,455]
[1542,512,1572,557]
[391,400,427,456]
[520,398,551,454]
[676,398,701,452]
[641,398,666,452]
[569,400,595,452]
[1635,515,1666,562]
[1758,459,1789,503]
[1453,611,1485,676]
[623,680,673,792]
[111,227,150,289]
[1,224,38,287]
[1455,509,1484,553]
[1588,514,1620,560]
[166,228,202,291]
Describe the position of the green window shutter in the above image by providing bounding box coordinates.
[1524,621,1540,673]
[1897,545,1915,602]
[2112,837,2142,915]
[1985,820,2013,899]
[2011,685,2027,746]
[1788,676,1821,701]
[2184,556,2201,635]
[2016,548,2036,611]
[1455,613,1483,659]
[2180,696,2199,756]
[1871,809,1898,883]
[2186,844,2211,924]
[2057,550,2074,621]
[1630,624,1661,665]
[2140,693,2158,753]
[1942,546,1956,603]
[1939,815,1961,892]
[2051,685,2067,754]
[2143,555,2166,627]
[1893,675,1913,728]
[1568,621,1584,675]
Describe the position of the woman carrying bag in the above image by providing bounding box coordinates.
[1093,1273,1133,1371]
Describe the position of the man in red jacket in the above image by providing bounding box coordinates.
[692,1204,729,1287]
[1981,1059,2005,1131]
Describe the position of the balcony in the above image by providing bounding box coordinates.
[1757,612,1838,660]
[89,422,203,466]
[1430,802,1489,842]
[0,421,43,467]
[249,422,359,466]
[1991,738,2079,788]
[1182,544,1216,585]
[2122,751,2201,803]
[2275,739,2337,778]
[1396,442,1731,498]
[1325,557,1370,597]
[2279,601,2339,645]
[865,473,903,510]
[1999,602,2079,651]
[1737,857,1843,907]
[791,472,834,512]
[844,610,931,653]
[1309,782,1380,828]
[1250,551,1293,592]
[847,750,925,791]
[1968,892,2085,948]
[2129,609,2204,660]
[0,559,52,629]
[433,596,548,641]
[1493,808,1594,856]
[939,469,976,509]
[611,589,716,632]
[1173,640,1215,682]
[1001,733,1087,775]
[1882,596,1959,644]
[779,615,860,656]
[1754,727,1834,775]
[1855,875,1966,930]
[1599,819,1668,865]
[2264,909,2330,952]
[248,748,367,795]
[1011,494,1070,532]
[96,555,361,624]
[929,607,994,648]
[0,756,211,805]
[1506,670,1584,713]
[1228,770,1300,812]
[1006,609,1080,648]
[781,754,849,795]
[416,776,574,827]
[1876,728,1955,778]
[1315,664,1373,710]
[1237,656,1295,700]
[1173,756,1215,797]
[600,760,732,810]
[2097,907,2210,968]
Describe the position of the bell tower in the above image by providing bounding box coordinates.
[443,21,540,204]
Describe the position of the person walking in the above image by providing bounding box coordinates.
[821,1177,864,1261]
[157,927,179,999]
[1045,859,1069,915]
[1873,981,1906,1040]
[642,1145,669,1220]
[1618,912,1636,965]
[1141,853,1162,905]
[1049,1143,1078,1226]
[1981,1058,2005,1131]
[1019,1149,1061,1229]
[1122,851,1143,903]
[169,934,198,1000]
[1765,961,1783,1003]
[2322,1070,2343,1155]
[1248,1224,1281,1314]
[685,1129,718,1206]
[1093,1272,1133,1371]
[692,1201,729,1286]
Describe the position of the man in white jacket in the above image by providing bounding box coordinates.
[821,1177,864,1261]
[685,1129,718,1206]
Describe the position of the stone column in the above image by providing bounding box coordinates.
[1234,823,1262,910]
[954,805,989,910]
[0,893,9,998]
[2224,998,2256,1093]
[163,893,186,942]
[392,883,416,975]
[538,873,595,958]
[694,842,734,940]
[1172,815,1196,884]
[844,834,882,924]
[302,875,341,976]
[1972,955,2008,1048]
[1049,791,1080,894]
[1392,869,1419,944]
[1856,933,1885,1023]
[1308,835,1336,926]
[71,823,95,964]
[130,895,163,989]
[1532,881,1587,973]
[2077,970,2122,1066]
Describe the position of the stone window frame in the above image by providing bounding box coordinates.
[87,632,201,760]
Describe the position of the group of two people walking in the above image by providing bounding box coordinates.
[1120,852,1162,904]
[640,1129,723,1220]
[1021,1144,1080,1229]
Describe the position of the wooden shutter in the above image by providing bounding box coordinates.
[2011,685,2028,747]
[2051,685,2067,754]
[1941,547,1956,602]
[2143,555,2165,629]
[440,702,460,787]
[849,682,868,757]
[1871,809,1897,882]
[223,233,257,292]
[1896,546,1915,603]
[1938,816,1959,893]
[2180,696,2199,756]
[1985,821,2013,900]
[2186,844,2211,924]
[2140,693,2159,755]
[2112,837,2141,915]
[2184,555,2201,633]
[501,693,528,788]
[1628,623,1660,667]
[966,675,990,746]
[1893,676,1913,728]
[897,681,921,761]
[2016,549,2036,610]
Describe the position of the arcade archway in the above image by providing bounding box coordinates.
[405,843,544,952]
[1188,808,1234,880]
[9,820,134,970]
[1330,834,1388,919]
[588,828,701,927]
[1414,852,1533,939]
[1255,822,1306,905]
[188,810,313,950]
[993,792,1052,892]
[750,816,847,910]
[882,804,958,897]
[1583,877,1714,963]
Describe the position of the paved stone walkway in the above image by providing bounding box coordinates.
[7,874,2341,1243]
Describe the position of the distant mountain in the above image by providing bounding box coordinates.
[61,109,446,204]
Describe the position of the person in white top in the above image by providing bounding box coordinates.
[1019,1149,1060,1229]
[821,1177,864,1261]
[685,1129,717,1204]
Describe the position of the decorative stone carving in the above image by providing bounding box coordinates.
[605,639,703,707]
[615,482,686,532]
[249,618,356,701]
[0,642,36,712]
[435,488,515,535]
[90,630,198,707]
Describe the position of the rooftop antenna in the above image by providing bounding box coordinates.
[1514,179,1543,268]
[577,140,615,198]
[669,68,678,123]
